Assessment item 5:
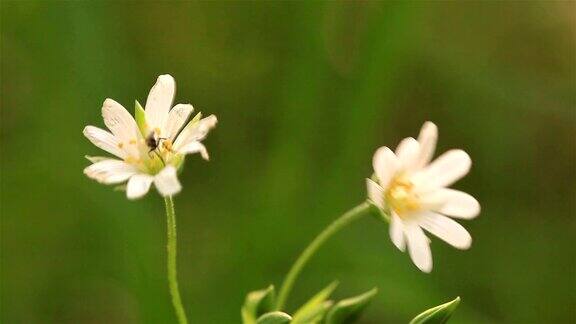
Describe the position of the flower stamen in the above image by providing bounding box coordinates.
[385,175,421,216]
[162,139,174,152]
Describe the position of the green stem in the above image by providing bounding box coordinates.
[164,196,189,324]
[275,202,372,310]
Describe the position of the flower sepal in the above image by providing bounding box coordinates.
[409,296,461,324]
[324,287,378,324]
[291,281,338,323]
[366,199,390,223]
[135,100,147,136]
[256,312,292,324]
[245,282,378,324]
[241,285,276,324]
[171,153,186,172]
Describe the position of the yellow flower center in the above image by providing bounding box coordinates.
[162,139,174,152]
[385,174,421,216]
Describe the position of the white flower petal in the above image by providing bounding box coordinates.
[173,114,218,151]
[417,211,472,250]
[178,141,209,160]
[415,121,438,169]
[366,178,385,209]
[372,146,398,189]
[404,223,433,273]
[165,104,194,140]
[83,126,126,159]
[390,212,406,252]
[145,74,175,134]
[395,137,420,172]
[415,149,471,189]
[126,174,154,199]
[154,165,182,196]
[420,188,480,219]
[84,159,138,185]
[101,99,141,157]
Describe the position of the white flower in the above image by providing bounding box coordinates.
[367,122,480,272]
[83,74,217,199]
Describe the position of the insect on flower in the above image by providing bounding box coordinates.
[83,74,217,199]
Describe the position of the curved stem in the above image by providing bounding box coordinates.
[164,196,189,324]
[275,202,372,310]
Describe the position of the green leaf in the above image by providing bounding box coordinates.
[256,311,292,324]
[325,287,378,324]
[292,281,338,323]
[409,297,461,324]
[241,285,276,324]
[135,100,147,136]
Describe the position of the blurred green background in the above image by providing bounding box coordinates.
[1,1,574,323]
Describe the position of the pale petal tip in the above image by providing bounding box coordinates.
[414,254,433,273]
[372,146,397,187]
[201,150,210,161]
[457,235,473,250]
[466,199,481,219]
[419,121,438,141]
[473,203,481,218]
[126,191,146,200]
[455,149,472,173]
[422,121,437,131]
[199,141,210,160]
[391,234,406,252]
[126,190,142,200]
[419,263,433,273]
[205,114,218,127]
[157,74,175,85]
[373,146,394,165]
[103,98,117,107]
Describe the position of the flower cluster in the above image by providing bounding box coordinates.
[83,75,217,199]
[83,77,479,323]
[367,122,480,272]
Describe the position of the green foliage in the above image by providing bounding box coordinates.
[2,2,574,323]
[325,288,378,324]
[409,297,461,324]
[242,285,276,324]
[134,100,147,135]
[292,281,338,323]
[256,311,292,324]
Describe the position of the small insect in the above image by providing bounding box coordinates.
[146,132,167,154]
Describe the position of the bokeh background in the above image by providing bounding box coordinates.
[1,1,574,323]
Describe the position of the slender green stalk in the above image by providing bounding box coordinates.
[164,196,189,324]
[275,202,372,310]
